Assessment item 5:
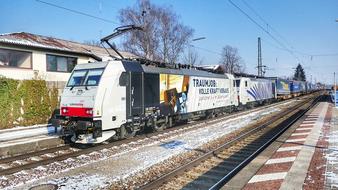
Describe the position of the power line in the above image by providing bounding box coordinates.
[228,0,302,64]
[190,45,223,56]
[241,0,295,50]
[240,0,338,58]
[263,38,338,57]
[292,50,338,57]
[261,38,289,52]
[35,0,118,24]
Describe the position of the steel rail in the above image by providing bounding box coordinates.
[138,94,321,190]
[209,95,322,189]
[0,94,317,177]
[0,145,70,164]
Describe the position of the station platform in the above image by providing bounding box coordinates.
[223,101,338,190]
[0,125,63,158]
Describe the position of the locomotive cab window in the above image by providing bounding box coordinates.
[67,70,87,86]
[67,68,104,87]
[85,69,104,86]
[245,81,248,87]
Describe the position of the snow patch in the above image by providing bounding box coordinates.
[35,166,47,171]
[47,174,110,190]
[324,116,338,186]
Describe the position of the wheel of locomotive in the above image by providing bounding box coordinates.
[62,135,73,144]
[153,122,167,132]
[207,112,215,119]
[120,124,136,139]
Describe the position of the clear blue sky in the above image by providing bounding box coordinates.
[1,0,338,84]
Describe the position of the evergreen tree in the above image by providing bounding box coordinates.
[293,64,306,81]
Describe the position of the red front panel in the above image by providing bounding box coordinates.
[61,107,93,117]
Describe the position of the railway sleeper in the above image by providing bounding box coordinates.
[183,177,217,190]
[204,168,229,177]
[196,172,223,181]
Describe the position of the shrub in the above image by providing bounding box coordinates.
[0,77,59,129]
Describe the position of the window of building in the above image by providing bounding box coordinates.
[46,54,77,72]
[0,48,32,69]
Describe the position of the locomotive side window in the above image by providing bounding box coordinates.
[245,81,248,87]
[67,70,87,86]
[144,73,160,107]
[119,72,129,86]
[235,80,241,87]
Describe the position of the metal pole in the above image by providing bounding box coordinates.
[257,37,262,76]
[335,72,336,107]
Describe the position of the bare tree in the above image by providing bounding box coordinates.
[183,46,203,65]
[119,0,193,63]
[83,40,102,47]
[219,45,245,74]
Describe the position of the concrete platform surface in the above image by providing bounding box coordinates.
[0,125,63,158]
[224,102,338,190]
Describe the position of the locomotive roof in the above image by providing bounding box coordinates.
[122,60,230,79]
[74,61,108,70]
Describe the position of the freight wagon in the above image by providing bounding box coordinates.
[290,80,307,97]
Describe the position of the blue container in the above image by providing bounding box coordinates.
[290,81,301,93]
[276,79,290,95]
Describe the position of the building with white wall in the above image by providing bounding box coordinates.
[0,32,136,83]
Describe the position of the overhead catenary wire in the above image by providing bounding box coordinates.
[228,0,302,64]
[190,45,223,56]
[240,0,338,58]
[241,0,295,50]
[35,0,118,24]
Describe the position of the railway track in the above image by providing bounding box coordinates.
[0,94,315,177]
[138,94,322,190]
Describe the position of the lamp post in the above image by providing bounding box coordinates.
[192,37,206,42]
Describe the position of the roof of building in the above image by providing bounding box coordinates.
[0,32,138,60]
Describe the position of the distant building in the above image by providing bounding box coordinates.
[0,32,136,84]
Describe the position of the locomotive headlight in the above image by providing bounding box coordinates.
[61,107,68,114]
[85,108,93,115]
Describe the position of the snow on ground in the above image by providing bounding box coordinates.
[47,174,109,190]
[5,105,287,190]
[103,107,280,181]
[325,119,338,189]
